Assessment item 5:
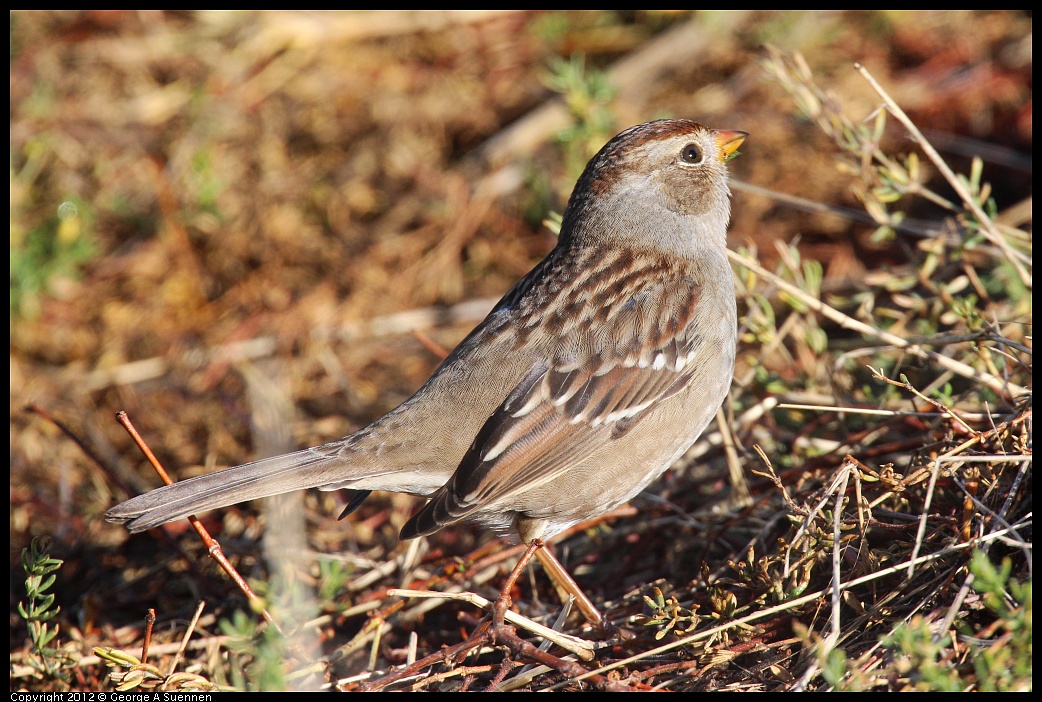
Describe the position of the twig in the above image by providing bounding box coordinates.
[542,522,1027,691]
[141,609,155,665]
[727,248,1028,397]
[828,468,850,650]
[386,589,599,660]
[26,403,136,496]
[169,600,206,677]
[352,612,629,692]
[731,179,956,240]
[778,403,998,421]
[855,63,1032,286]
[115,411,284,636]
[868,367,976,435]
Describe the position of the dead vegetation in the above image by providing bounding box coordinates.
[11,10,1031,692]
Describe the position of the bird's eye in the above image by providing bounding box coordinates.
[680,143,703,164]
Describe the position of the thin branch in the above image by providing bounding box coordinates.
[727,248,1028,398]
[855,63,1032,286]
[542,523,1027,691]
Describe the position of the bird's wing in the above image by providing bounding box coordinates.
[400,258,708,539]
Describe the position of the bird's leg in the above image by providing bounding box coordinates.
[493,538,544,628]
[533,545,610,634]
[494,539,615,636]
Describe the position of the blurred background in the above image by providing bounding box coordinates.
[10,10,1032,691]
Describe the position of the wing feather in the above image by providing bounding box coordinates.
[400,255,707,539]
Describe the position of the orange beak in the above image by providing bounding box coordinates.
[714,129,748,162]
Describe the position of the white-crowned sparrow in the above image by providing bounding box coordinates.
[107,119,746,551]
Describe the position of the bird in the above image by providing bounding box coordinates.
[107,120,745,602]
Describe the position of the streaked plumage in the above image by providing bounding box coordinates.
[107,119,746,546]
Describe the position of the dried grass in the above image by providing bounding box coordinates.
[11,10,1031,692]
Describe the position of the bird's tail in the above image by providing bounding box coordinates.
[106,444,386,533]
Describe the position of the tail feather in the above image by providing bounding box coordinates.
[106,446,375,533]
